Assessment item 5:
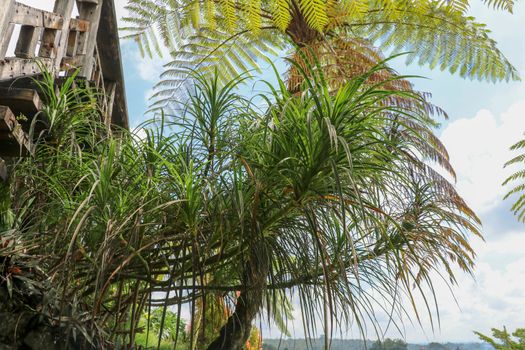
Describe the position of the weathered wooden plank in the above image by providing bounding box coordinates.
[0,0,16,60]
[92,48,103,87]
[61,54,85,70]
[0,87,43,117]
[0,23,15,59]
[48,0,76,71]
[76,30,88,56]
[0,58,53,80]
[15,25,36,58]
[77,0,103,78]
[0,105,35,156]
[12,2,42,27]
[0,106,17,131]
[42,10,64,29]
[39,28,58,58]
[66,30,79,56]
[69,18,90,32]
[103,81,116,126]
[12,2,64,29]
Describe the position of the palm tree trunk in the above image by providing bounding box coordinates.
[206,247,268,350]
[205,290,259,350]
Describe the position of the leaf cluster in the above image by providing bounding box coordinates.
[122,0,519,109]
[0,60,481,348]
[475,327,525,350]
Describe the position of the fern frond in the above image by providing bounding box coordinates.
[273,0,292,31]
[297,0,329,31]
[220,0,237,30]
[246,0,262,34]
[205,0,217,30]
[503,135,525,221]
[149,26,286,111]
[191,0,200,29]
[483,0,515,11]
[351,6,519,82]
[339,0,368,18]
[121,0,519,106]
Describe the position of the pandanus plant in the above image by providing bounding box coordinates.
[2,58,481,349]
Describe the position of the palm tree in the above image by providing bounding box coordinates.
[122,0,518,108]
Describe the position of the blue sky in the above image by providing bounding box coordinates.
[22,0,525,343]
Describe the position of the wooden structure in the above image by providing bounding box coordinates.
[0,0,128,159]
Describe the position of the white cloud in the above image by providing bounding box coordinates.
[135,51,167,83]
[260,100,525,342]
[440,100,525,214]
[410,232,525,342]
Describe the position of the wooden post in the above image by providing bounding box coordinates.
[66,29,80,56]
[39,28,57,58]
[15,26,43,59]
[0,0,15,59]
[40,0,75,72]
[77,0,103,78]
[104,81,116,126]
[0,23,15,59]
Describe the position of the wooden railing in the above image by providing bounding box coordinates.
[0,0,114,115]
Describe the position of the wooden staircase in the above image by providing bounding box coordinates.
[0,0,128,159]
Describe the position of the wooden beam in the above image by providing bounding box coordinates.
[12,2,42,27]
[96,0,128,129]
[0,105,35,156]
[39,28,59,58]
[69,18,90,32]
[0,0,15,60]
[0,106,17,131]
[12,3,64,29]
[66,30,80,56]
[61,54,85,69]
[0,23,15,58]
[43,10,64,29]
[103,80,116,126]
[0,58,53,81]
[0,87,43,117]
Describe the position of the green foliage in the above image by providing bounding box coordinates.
[371,339,408,350]
[123,0,518,108]
[503,136,525,221]
[0,178,13,232]
[1,60,481,348]
[475,327,525,350]
[135,309,188,349]
[142,309,186,341]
